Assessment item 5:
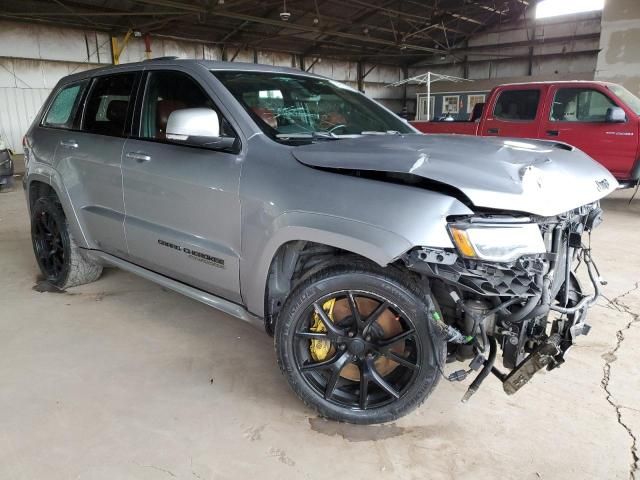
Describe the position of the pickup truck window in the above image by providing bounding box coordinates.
[551,88,616,122]
[493,89,540,121]
[608,84,640,115]
[212,70,413,142]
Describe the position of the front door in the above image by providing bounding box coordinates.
[540,86,637,178]
[122,69,243,302]
[482,87,543,139]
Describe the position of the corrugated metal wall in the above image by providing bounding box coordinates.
[0,20,409,153]
[0,87,50,154]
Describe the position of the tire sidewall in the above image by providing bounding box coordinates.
[276,267,444,424]
[31,197,72,287]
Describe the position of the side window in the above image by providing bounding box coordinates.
[83,73,136,137]
[493,89,540,121]
[42,81,88,129]
[550,88,617,122]
[140,71,234,140]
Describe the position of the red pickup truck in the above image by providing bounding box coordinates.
[411,81,640,184]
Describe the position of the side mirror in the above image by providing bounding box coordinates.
[605,106,626,123]
[166,108,237,150]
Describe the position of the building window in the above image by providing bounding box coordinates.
[442,95,459,114]
[467,94,486,114]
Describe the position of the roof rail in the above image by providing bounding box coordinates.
[144,56,179,61]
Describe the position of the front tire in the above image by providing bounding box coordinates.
[31,195,102,289]
[275,262,445,424]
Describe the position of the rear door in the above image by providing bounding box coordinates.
[121,68,243,302]
[30,80,89,181]
[481,87,543,139]
[539,85,637,178]
[55,72,138,257]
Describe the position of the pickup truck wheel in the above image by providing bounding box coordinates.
[31,196,102,289]
[275,263,445,424]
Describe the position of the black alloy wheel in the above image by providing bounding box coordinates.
[276,263,444,424]
[32,199,69,282]
[293,290,422,411]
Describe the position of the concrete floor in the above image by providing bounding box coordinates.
[0,185,638,480]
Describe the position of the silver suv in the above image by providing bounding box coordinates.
[24,59,617,424]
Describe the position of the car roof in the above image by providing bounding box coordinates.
[497,80,617,88]
[60,57,324,85]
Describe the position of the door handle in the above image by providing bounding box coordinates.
[125,152,152,162]
[546,130,559,137]
[59,140,78,148]
[487,128,499,135]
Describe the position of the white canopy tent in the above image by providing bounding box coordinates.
[388,72,473,121]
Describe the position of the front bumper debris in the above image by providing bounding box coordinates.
[408,203,605,401]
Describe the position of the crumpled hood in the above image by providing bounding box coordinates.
[292,134,618,216]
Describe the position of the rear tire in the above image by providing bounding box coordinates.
[275,261,445,424]
[30,195,102,289]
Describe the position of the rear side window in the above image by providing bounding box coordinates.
[550,88,617,122]
[494,89,541,121]
[83,73,137,137]
[42,81,88,129]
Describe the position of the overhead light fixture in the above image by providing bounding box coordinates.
[280,0,291,21]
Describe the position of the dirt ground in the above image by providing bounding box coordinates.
[0,185,638,480]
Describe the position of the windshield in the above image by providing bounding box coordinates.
[212,70,413,143]
[608,84,640,115]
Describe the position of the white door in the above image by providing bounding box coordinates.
[417,95,434,121]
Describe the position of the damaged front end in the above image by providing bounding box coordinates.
[403,202,606,401]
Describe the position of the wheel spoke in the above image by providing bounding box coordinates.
[295,331,330,340]
[347,292,362,325]
[359,362,371,409]
[301,350,348,372]
[44,214,54,233]
[312,301,344,336]
[382,350,418,370]
[367,358,400,399]
[362,300,389,334]
[324,352,351,400]
[379,328,416,347]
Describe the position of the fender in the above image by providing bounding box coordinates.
[242,208,459,317]
[26,167,90,249]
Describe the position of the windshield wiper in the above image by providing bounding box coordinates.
[275,131,340,141]
[360,130,401,135]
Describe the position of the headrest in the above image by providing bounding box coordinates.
[106,100,129,124]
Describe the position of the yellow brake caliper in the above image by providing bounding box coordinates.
[309,298,336,361]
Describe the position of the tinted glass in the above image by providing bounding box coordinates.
[140,71,233,139]
[83,73,136,136]
[494,89,541,121]
[43,81,87,128]
[551,88,616,122]
[212,71,412,143]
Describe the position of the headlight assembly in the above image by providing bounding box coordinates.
[448,221,546,263]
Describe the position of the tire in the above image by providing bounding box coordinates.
[275,261,446,424]
[30,195,102,289]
